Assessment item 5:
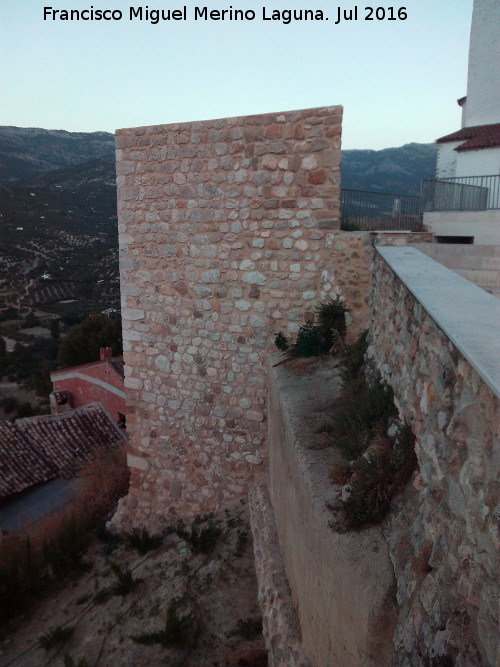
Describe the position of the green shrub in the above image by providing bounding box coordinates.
[0,396,19,414]
[331,374,397,459]
[329,344,416,529]
[316,297,348,338]
[329,459,352,484]
[330,408,369,458]
[294,321,324,357]
[173,513,223,554]
[0,537,41,623]
[235,529,248,557]
[340,330,368,386]
[273,332,289,352]
[228,617,262,640]
[41,516,90,577]
[345,449,395,526]
[95,518,123,556]
[361,377,396,429]
[391,422,417,472]
[93,588,111,605]
[274,298,350,360]
[39,625,74,651]
[126,528,162,555]
[131,597,194,647]
[108,561,142,596]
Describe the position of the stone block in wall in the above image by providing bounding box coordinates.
[367,247,499,665]
[112,106,343,531]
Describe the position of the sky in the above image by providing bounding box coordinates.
[1,0,474,149]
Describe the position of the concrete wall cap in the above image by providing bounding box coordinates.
[376,246,500,398]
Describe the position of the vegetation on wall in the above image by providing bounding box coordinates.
[273,299,416,528]
[327,332,417,529]
[274,297,349,360]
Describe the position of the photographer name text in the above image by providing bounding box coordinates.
[43,5,409,25]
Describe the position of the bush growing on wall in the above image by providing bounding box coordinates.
[274,297,349,359]
[328,332,417,529]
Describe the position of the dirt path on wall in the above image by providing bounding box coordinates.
[0,500,266,667]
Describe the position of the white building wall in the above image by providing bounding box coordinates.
[423,210,500,245]
[462,0,500,128]
[436,142,461,178]
[456,148,500,178]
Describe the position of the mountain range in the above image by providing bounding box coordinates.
[0,127,115,186]
[0,126,437,316]
[0,126,437,194]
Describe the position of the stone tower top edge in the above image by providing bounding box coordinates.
[114,104,344,136]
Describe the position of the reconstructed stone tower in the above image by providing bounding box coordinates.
[112,106,342,531]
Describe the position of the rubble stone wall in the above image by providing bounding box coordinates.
[368,247,499,665]
[324,230,433,342]
[112,106,345,530]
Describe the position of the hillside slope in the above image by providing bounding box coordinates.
[0,126,437,315]
[0,127,114,186]
[342,142,437,194]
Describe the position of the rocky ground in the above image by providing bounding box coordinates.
[0,500,266,667]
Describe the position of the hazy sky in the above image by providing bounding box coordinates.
[1,0,473,149]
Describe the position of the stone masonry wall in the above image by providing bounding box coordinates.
[112,106,344,531]
[323,231,433,342]
[367,248,499,665]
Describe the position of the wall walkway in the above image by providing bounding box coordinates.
[251,355,397,666]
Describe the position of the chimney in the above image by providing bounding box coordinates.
[100,346,113,360]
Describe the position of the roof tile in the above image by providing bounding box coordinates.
[436,123,500,152]
[0,403,125,499]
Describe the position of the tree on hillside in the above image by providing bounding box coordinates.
[4,338,59,385]
[57,314,122,367]
[50,319,60,340]
[31,360,54,398]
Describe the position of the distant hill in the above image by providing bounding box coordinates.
[0,133,119,317]
[0,125,437,316]
[0,127,115,186]
[0,125,437,194]
[341,143,437,195]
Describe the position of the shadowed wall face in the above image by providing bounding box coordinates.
[113,106,342,530]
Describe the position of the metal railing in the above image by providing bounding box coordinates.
[340,188,422,231]
[421,175,500,211]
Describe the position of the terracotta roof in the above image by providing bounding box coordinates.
[107,357,125,379]
[436,123,500,151]
[0,422,56,499]
[51,356,125,380]
[0,403,125,499]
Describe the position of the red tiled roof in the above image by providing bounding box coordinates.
[0,403,125,499]
[107,357,125,379]
[51,356,125,380]
[436,123,500,151]
[0,422,56,499]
